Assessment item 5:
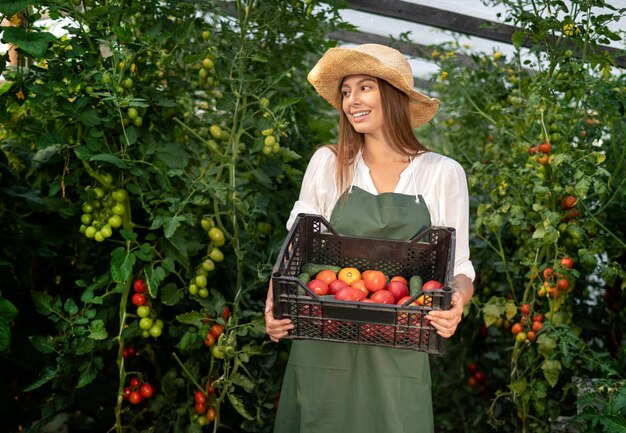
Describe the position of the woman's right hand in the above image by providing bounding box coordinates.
[265,281,294,342]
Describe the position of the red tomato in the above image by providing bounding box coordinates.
[520,303,530,315]
[361,298,377,303]
[557,278,569,291]
[527,330,537,342]
[370,290,395,304]
[129,376,140,388]
[559,195,577,209]
[328,279,348,295]
[195,390,207,404]
[386,280,409,302]
[210,323,224,338]
[396,296,417,306]
[132,293,146,306]
[532,321,544,332]
[422,280,443,290]
[133,279,147,293]
[510,323,523,335]
[306,279,329,296]
[542,267,554,280]
[139,383,154,398]
[350,279,369,298]
[362,270,386,292]
[195,402,207,414]
[468,363,479,374]
[538,141,552,153]
[390,275,408,286]
[532,313,544,323]
[560,257,574,269]
[204,333,216,347]
[335,287,362,301]
[129,391,143,405]
[315,269,337,286]
[222,306,231,320]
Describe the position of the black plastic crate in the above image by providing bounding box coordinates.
[271,214,455,355]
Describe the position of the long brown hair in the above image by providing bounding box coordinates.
[329,78,430,195]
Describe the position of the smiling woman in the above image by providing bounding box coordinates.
[264,43,475,433]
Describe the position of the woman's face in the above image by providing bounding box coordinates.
[341,74,384,136]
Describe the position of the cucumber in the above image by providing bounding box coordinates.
[300,263,342,277]
[409,275,423,297]
[297,272,311,284]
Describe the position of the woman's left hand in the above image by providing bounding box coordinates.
[426,291,465,338]
[426,274,473,338]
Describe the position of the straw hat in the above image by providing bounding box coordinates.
[307,44,440,128]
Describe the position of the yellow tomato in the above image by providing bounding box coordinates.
[338,267,361,286]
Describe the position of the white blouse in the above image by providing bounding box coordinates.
[286,146,475,281]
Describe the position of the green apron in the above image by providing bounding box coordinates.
[274,185,434,433]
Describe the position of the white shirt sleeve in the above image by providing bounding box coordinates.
[434,158,475,281]
[286,147,338,231]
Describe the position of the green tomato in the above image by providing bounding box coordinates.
[198,288,209,298]
[188,284,199,295]
[202,259,215,272]
[108,214,122,228]
[111,203,126,215]
[139,317,154,330]
[112,189,128,203]
[100,224,113,238]
[82,203,94,213]
[81,213,93,225]
[94,231,105,242]
[208,248,224,263]
[211,345,224,359]
[137,305,151,318]
[84,226,97,238]
[141,330,150,338]
[202,58,214,70]
[209,125,222,140]
[79,224,87,234]
[133,116,143,127]
[195,274,208,289]
[264,135,276,147]
[149,325,162,338]
[127,107,138,120]
[101,173,113,186]
[201,30,211,41]
[201,218,212,231]
[93,187,105,199]
[208,227,225,246]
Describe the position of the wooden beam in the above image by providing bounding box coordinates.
[344,0,625,68]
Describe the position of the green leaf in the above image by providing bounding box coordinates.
[163,215,185,239]
[0,323,11,353]
[541,359,561,387]
[0,297,18,323]
[23,367,57,392]
[77,357,104,388]
[89,153,130,169]
[511,30,526,49]
[161,283,184,306]
[29,335,55,354]
[31,291,53,316]
[176,311,204,327]
[227,393,255,420]
[537,333,556,358]
[509,379,528,395]
[88,319,107,340]
[63,298,78,316]
[110,248,136,283]
[2,27,56,58]
[78,109,102,127]
[231,372,256,393]
[147,266,167,297]
[0,1,31,16]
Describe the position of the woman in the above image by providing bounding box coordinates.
[264,44,475,433]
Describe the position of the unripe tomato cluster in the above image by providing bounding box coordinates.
[261,128,280,155]
[192,382,217,427]
[198,49,217,90]
[79,185,128,242]
[123,375,155,405]
[189,219,226,298]
[202,322,225,347]
[122,106,144,128]
[122,345,138,358]
[132,279,164,338]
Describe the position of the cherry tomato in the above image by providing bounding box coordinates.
[510,323,523,335]
[538,141,552,153]
[211,345,224,359]
[133,279,147,293]
[204,333,216,347]
[128,391,143,405]
[532,321,544,332]
[129,376,140,388]
[139,383,154,398]
[560,257,574,269]
[132,293,146,306]
[210,323,224,338]
[542,268,554,280]
[195,390,207,404]
[208,227,225,246]
[520,303,530,315]
[222,306,230,320]
[195,401,207,414]
[206,407,217,421]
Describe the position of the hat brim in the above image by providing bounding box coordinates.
[308,47,440,128]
